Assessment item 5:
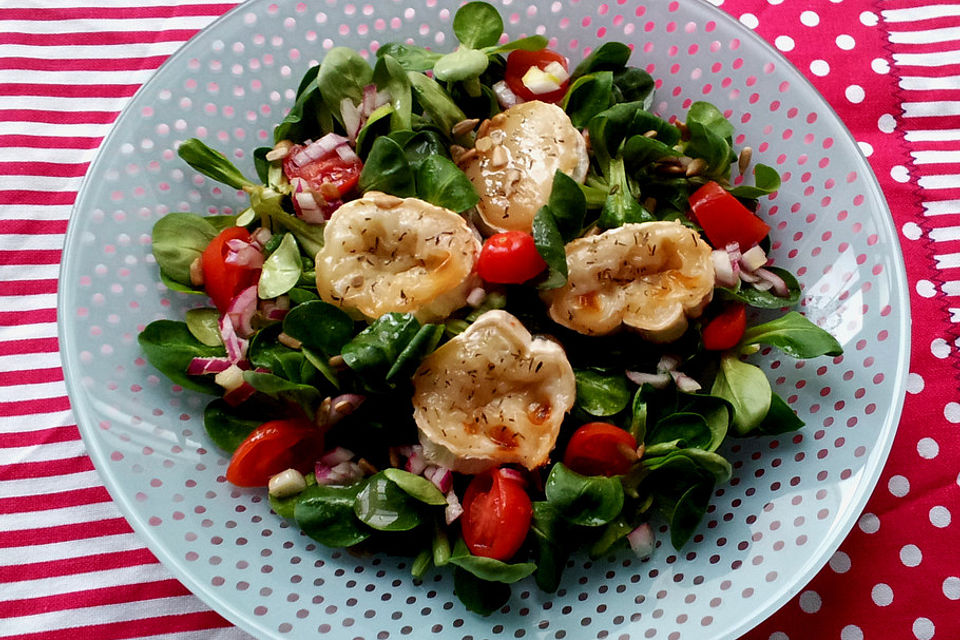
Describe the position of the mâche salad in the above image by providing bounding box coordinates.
[139,1,843,614]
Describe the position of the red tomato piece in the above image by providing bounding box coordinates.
[688,181,771,250]
[283,146,363,198]
[226,418,323,487]
[504,48,570,104]
[563,422,638,477]
[461,468,533,561]
[201,226,262,313]
[476,231,547,284]
[701,303,747,351]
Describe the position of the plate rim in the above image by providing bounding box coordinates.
[57,1,912,638]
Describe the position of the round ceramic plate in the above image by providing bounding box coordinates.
[59,1,910,638]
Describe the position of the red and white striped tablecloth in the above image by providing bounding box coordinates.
[1,1,958,639]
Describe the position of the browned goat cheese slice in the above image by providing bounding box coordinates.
[542,221,715,342]
[412,310,576,474]
[314,192,481,323]
[460,100,588,235]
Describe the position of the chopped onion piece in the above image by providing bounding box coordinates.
[670,370,702,393]
[626,523,655,559]
[335,144,359,163]
[499,467,527,486]
[291,132,351,166]
[361,83,378,117]
[425,465,454,493]
[320,446,355,466]
[492,80,521,109]
[739,269,762,284]
[626,370,672,389]
[187,356,234,376]
[218,313,249,362]
[374,88,392,109]
[315,460,364,486]
[226,285,259,338]
[466,287,486,307]
[341,98,362,142]
[214,363,246,391]
[711,250,738,288]
[445,489,464,525]
[657,354,681,373]
[250,226,272,248]
[755,267,789,297]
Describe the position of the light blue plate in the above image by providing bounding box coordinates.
[60,1,910,638]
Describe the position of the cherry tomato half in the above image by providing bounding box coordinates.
[201,226,262,313]
[476,231,547,284]
[226,418,323,487]
[701,303,747,351]
[283,145,363,198]
[688,181,771,250]
[504,48,570,104]
[461,468,533,561]
[563,422,638,477]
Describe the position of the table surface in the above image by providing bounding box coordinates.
[1,1,958,639]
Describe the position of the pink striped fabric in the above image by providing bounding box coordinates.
[1,1,957,639]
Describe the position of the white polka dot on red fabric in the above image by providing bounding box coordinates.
[798,590,822,613]
[930,338,951,359]
[944,402,960,423]
[878,113,897,133]
[836,34,856,50]
[810,59,830,76]
[829,550,851,573]
[902,222,922,240]
[846,85,865,103]
[841,626,864,640]
[913,618,935,640]
[739,13,759,29]
[929,505,951,528]
[888,475,910,497]
[906,372,925,394]
[872,58,890,74]
[860,11,880,26]
[775,35,795,52]
[900,544,922,567]
[918,437,940,459]
[800,10,820,26]
[858,512,880,534]
[871,583,894,606]
[944,577,960,600]
[858,141,874,157]
[768,633,789,640]
[891,165,910,182]
[916,280,937,298]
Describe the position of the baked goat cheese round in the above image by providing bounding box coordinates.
[460,100,588,235]
[543,221,715,342]
[314,191,481,323]
[411,310,577,474]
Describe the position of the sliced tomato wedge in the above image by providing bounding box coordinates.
[476,231,547,284]
[226,418,323,487]
[688,181,771,250]
[563,422,638,477]
[504,48,570,104]
[461,468,532,561]
[283,146,363,198]
[201,226,261,314]
[701,303,747,351]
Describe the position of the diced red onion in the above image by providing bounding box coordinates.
[320,446,355,466]
[294,189,326,224]
[753,279,775,292]
[445,489,464,525]
[739,269,762,284]
[425,465,454,493]
[374,88,391,109]
[218,313,249,362]
[341,98,362,142]
[224,243,264,269]
[755,267,789,297]
[626,523,655,559]
[670,370,702,393]
[499,467,527,486]
[250,227,272,248]
[657,355,680,372]
[361,84,378,117]
[335,144,359,163]
[711,249,739,288]
[226,285,258,338]
[291,133,351,167]
[492,80,521,109]
[626,370,672,389]
[724,242,742,263]
[187,356,234,376]
[466,287,486,308]
[315,460,364,486]
[405,450,428,475]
